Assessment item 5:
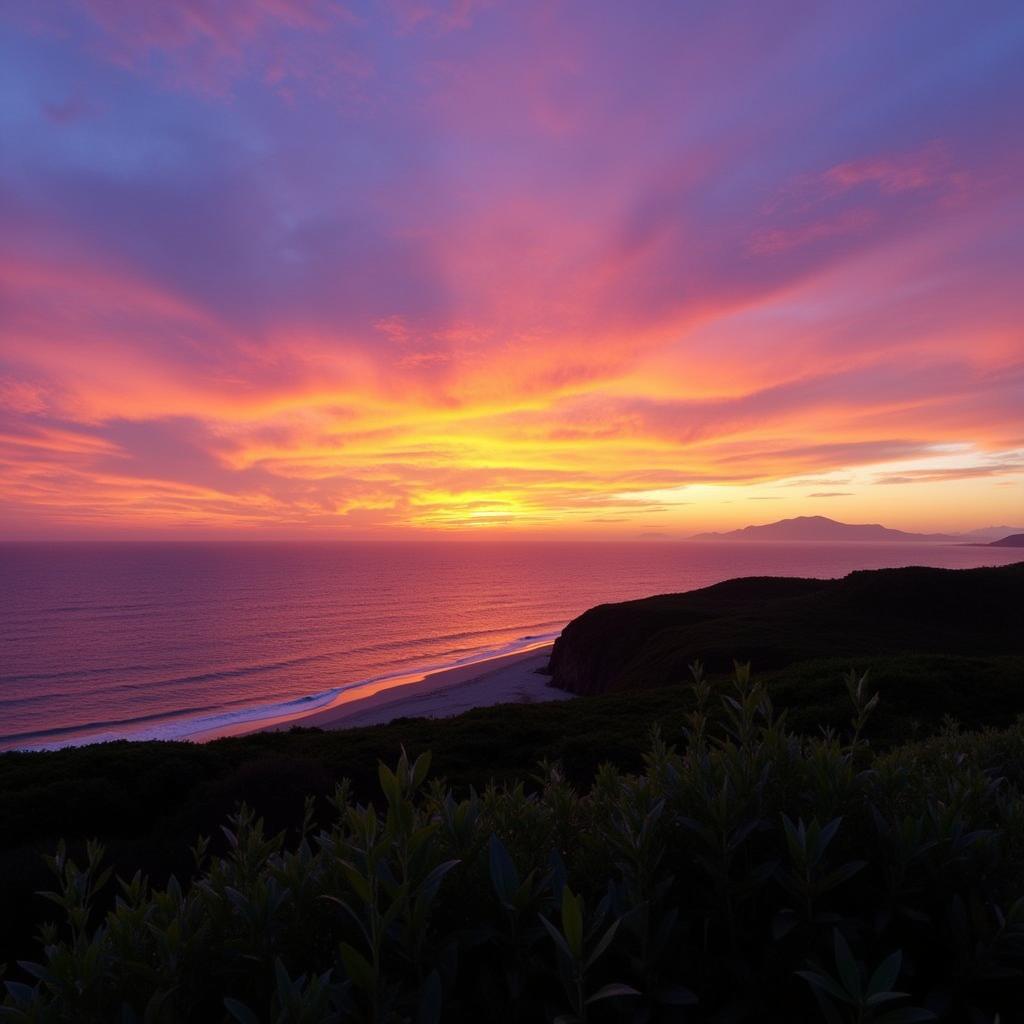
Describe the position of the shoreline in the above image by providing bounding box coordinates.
[6,637,565,752]
[14,550,1021,754]
[191,641,568,742]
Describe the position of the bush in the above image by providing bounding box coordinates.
[3,666,1024,1022]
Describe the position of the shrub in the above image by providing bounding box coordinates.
[4,666,1024,1022]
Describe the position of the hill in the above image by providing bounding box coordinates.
[691,514,958,542]
[990,533,1024,547]
[963,525,1024,541]
[548,561,1024,694]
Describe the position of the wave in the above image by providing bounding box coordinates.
[10,629,562,752]
[1,620,566,692]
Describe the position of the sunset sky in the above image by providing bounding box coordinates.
[2,1,1022,539]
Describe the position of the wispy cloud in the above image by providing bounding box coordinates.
[1,1,1023,536]
[876,463,1023,485]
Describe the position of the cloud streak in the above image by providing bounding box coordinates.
[1,1,1023,536]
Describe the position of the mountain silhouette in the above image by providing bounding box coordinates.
[691,515,958,542]
[989,533,1024,548]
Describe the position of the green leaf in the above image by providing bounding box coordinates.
[339,942,376,994]
[585,983,640,1005]
[378,763,400,806]
[773,909,799,941]
[14,962,50,984]
[540,914,574,963]
[817,817,843,856]
[821,861,866,891]
[513,869,539,910]
[867,950,902,998]
[4,981,36,1008]
[340,862,373,907]
[548,849,568,900]
[274,958,291,1003]
[421,858,460,896]
[874,1010,936,1024]
[411,752,432,790]
[561,888,584,960]
[223,998,261,1024]
[585,919,619,970]
[142,989,178,1024]
[488,835,519,905]
[866,991,910,1008]
[795,970,850,1005]
[414,970,442,1024]
[833,930,861,999]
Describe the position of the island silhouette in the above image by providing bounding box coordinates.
[690,514,1017,543]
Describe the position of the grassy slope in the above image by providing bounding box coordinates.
[548,562,1024,693]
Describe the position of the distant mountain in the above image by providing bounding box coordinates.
[961,526,1024,541]
[691,515,958,543]
[989,533,1024,548]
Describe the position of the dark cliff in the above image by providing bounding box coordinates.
[547,561,1024,695]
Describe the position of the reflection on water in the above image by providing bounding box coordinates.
[1,541,1020,749]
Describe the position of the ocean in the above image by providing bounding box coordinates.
[1,540,1020,751]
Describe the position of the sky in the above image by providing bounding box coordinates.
[1,1,1022,539]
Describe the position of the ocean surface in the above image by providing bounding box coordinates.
[2,541,1021,751]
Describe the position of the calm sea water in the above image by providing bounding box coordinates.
[1,541,1020,750]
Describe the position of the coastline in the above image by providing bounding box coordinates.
[191,641,569,741]
[6,543,1022,754]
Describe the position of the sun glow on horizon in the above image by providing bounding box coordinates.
[1,2,1022,540]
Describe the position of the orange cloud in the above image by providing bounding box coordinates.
[2,2,1023,537]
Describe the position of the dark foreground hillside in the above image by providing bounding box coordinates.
[3,562,1024,1020]
[4,667,1024,1022]
[548,562,1024,694]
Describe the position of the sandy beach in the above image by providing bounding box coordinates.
[191,642,571,741]
[293,644,571,731]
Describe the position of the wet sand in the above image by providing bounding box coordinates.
[194,642,570,741]
[290,645,570,731]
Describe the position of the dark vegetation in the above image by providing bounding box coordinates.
[548,563,1024,693]
[1,562,1023,1021]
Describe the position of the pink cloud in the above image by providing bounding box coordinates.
[750,143,969,255]
[823,146,963,195]
[31,0,368,97]
[748,208,880,255]
[42,94,94,124]
[3,2,1023,536]
[0,379,50,416]
[875,463,1023,485]
[80,0,336,52]
[388,0,490,34]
